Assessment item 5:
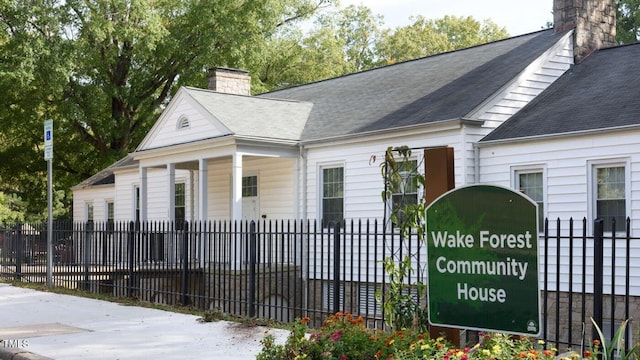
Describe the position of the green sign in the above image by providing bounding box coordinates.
[426,184,540,336]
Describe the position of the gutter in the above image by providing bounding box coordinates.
[301,117,484,147]
[477,123,640,147]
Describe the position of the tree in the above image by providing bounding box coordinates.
[376,15,509,65]
[617,0,640,43]
[255,4,384,91]
[0,0,333,216]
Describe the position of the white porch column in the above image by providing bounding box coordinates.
[167,163,176,223]
[140,167,148,222]
[231,154,243,222]
[198,158,209,221]
[231,154,243,269]
[197,160,208,268]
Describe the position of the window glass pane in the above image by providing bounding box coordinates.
[322,167,343,226]
[86,203,94,221]
[242,176,258,197]
[175,183,185,207]
[391,160,419,223]
[175,183,186,229]
[107,202,114,220]
[596,166,626,231]
[518,172,544,231]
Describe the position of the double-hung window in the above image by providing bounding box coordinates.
[390,160,419,225]
[593,164,627,232]
[175,183,186,230]
[106,201,115,233]
[515,170,545,232]
[322,166,344,227]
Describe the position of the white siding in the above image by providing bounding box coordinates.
[113,167,192,222]
[469,33,573,129]
[72,185,115,222]
[114,169,138,221]
[138,92,229,151]
[304,127,467,221]
[479,130,640,295]
[205,157,297,220]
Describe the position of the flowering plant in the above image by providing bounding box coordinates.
[560,318,640,360]
[257,313,559,360]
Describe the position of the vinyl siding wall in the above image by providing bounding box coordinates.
[479,130,640,295]
[72,185,115,222]
[303,126,469,221]
[206,157,297,220]
[139,93,228,151]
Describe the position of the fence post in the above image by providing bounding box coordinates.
[248,220,257,317]
[127,221,135,298]
[83,221,93,291]
[592,218,604,344]
[333,222,341,315]
[181,221,190,306]
[15,223,22,281]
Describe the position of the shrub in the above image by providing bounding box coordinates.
[257,313,560,360]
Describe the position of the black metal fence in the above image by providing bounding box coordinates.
[0,218,637,351]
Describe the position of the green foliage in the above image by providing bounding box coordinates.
[588,318,640,360]
[377,146,428,332]
[0,192,26,223]
[0,0,331,216]
[257,317,559,360]
[377,256,428,332]
[0,0,515,217]
[617,0,640,43]
[376,15,509,65]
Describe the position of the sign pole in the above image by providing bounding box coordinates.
[44,120,53,289]
[47,158,53,289]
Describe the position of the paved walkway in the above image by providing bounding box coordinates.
[0,283,289,359]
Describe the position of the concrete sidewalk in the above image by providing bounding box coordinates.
[0,283,290,360]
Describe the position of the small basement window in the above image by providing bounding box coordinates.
[176,115,190,130]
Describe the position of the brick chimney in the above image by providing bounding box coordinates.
[554,0,617,62]
[207,67,251,96]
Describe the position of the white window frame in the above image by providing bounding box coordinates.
[175,182,186,227]
[105,200,114,222]
[85,202,94,222]
[242,174,258,198]
[133,185,140,222]
[319,163,345,227]
[512,165,546,233]
[588,159,630,233]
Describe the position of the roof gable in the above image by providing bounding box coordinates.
[137,88,232,151]
[137,87,313,152]
[481,43,640,142]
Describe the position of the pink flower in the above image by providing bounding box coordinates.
[330,330,342,342]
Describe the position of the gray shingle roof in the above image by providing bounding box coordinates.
[482,42,640,142]
[261,29,565,142]
[72,155,138,189]
[185,87,312,141]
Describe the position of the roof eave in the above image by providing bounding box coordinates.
[478,123,640,146]
[301,118,483,146]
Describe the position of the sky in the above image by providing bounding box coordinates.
[339,0,554,37]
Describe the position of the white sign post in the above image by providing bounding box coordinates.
[44,120,53,289]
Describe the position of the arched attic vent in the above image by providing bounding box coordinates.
[176,115,190,130]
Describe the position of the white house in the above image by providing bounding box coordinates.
[73,28,579,225]
[70,0,640,334]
